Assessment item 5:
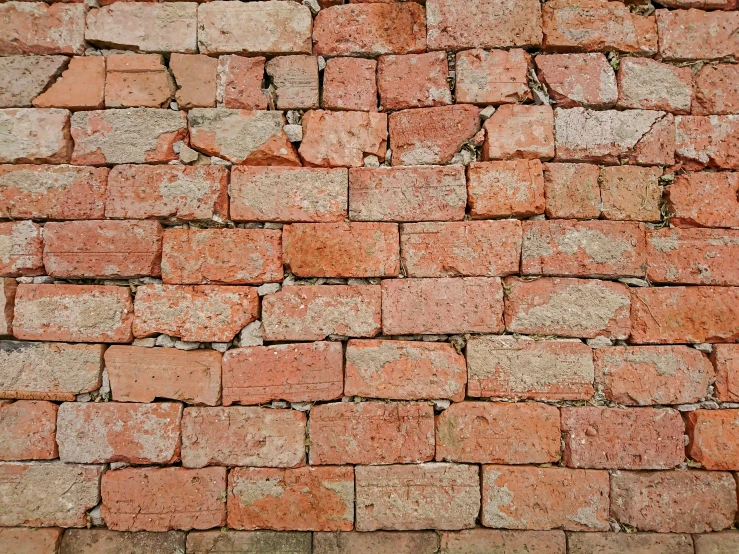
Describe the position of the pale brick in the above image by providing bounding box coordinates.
[543,163,602,219]
[535,53,617,109]
[266,55,319,110]
[0,221,43,277]
[482,105,554,161]
[0,3,85,55]
[456,49,531,105]
[675,115,739,170]
[467,160,545,218]
[0,108,71,164]
[656,8,739,61]
[0,400,57,461]
[617,58,692,114]
[0,55,68,108]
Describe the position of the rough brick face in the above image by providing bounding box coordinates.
[656,9,739,61]
[440,530,566,554]
[599,166,662,222]
[314,531,437,554]
[616,58,692,114]
[0,279,15,336]
[666,172,739,228]
[482,105,554,161]
[378,52,451,110]
[714,344,739,402]
[0,3,85,55]
[535,53,617,109]
[686,410,739,470]
[218,56,266,110]
[675,115,739,170]
[0,108,71,164]
[456,49,531,105]
[0,221,44,277]
[61,530,186,554]
[0,528,62,554]
[568,533,693,554]
[0,400,58,461]
[543,162,601,219]
[467,160,545,218]
[0,55,68,109]
[322,58,378,112]
[693,64,739,116]
[104,54,176,109]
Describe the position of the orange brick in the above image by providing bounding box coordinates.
[378,52,451,110]
[666,172,739,228]
[0,528,62,554]
[0,400,58,460]
[440,530,566,554]
[218,55,267,110]
[455,49,531,105]
[322,57,378,112]
[656,8,739,61]
[0,108,71,164]
[599,166,662,222]
[675,115,739,170]
[104,54,175,109]
[0,3,85,55]
[482,105,554,161]
[568,533,693,554]
[169,53,217,109]
[0,55,68,108]
[535,53,616,109]
[543,163,601,219]
[693,64,739,116]
[33,56,105,111]
[714,344,739,402]
[0,221,43,277]
[686,410,739,470]
[467,160,545,218]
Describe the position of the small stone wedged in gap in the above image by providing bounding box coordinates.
[271,401,289,409]
[257,283,281,296]
[619,277,649,287]
[211,342,231,353]
[284,124,303,143]
[694,343,712,353]
[175,341,200,351]
[291,402,311,411]
[588,337,615,348]
[156,334,177,348]
[480,106,496,120]
[133,337,156,348]
[237,320,263,347]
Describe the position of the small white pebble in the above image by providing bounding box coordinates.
[155,334,177,348]
[132,337,156,348]
[284,124,303,143]
[211,342,231,353]
[175,340,200,351]
[587,337,614,348]
[257,283,281,296]
[480,106,496,120]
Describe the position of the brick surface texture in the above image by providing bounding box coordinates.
[0,0,736,548]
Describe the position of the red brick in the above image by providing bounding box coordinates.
[616,58,692,114]
[630,286,739,344]
[283,223,399,278]
[266,55,319,110]
[0,400,57,460]
[197,1,312,55]
[426,0,543,50]
[389,105,480,166]
[322,58,378,112]
[43,220,163,279]
[694,532,739,554]
[86,3,197,54]
[378,52,450,110]
[262,285,381,341]
[228,466,354,531]
[222,342,343,406]
[356,463,480,531]
[595,346,714,406]
[230,167,347,223]
[14,284,133,343]
[714,344,739,402]
[314,531,438,554]
[218,55,266,110]
[467,336,594,400]
[599,165,662,222]
[0,462,102,527]
[542,0,657,54]
[0,164,107,220]
[675,115,739,170]
[57,402,181,465]
[481,466,609,531]
[133,284,258,342]
[686,410,739,470]
[60,529,186,554]
[310,402,434,465]
[440,530,566,554]
[0,221,43,277]
[0,108,71,164]
[104,54,175,109]
[188,108,299,166]
[0,341,103,401]
[610,470,737,533]
[33,56,105,111]
[105,345,221,406]
[0,279,14,336]
[189,531,310,554]
[437,402,560,464]
[666,172,739,228]
[0,3,85,55]
[535,53,617,109]
[345,339,465,401]
[170,54,217,109]
[482,105,554,161]
[382,277,504,335]
[162,229,282,285]
[102,467,227,532]
[456,49,531,106]
[349,166,466,223]
[543,163,601,219]
[568,533,693,554]
[182,407,305,469]
[504,277,631,339]
[0,528,62,554]
[105,165,228,221]
[467,160,545,218]
[655,0,735,6]
[0,55,68,108]
[300,110,387,168]
[554,108,675,165]
[656,9,739,61]
[693,64,739,116]
[314,3,425,56]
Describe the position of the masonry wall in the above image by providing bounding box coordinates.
[0,0,739,552]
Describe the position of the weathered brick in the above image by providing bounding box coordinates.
[14,284,133,343]
[283,223,399,278]
[0,108,71,164]
[182,407,305,469]
[599,165,662,222]
[568,533,693,554]
[314,3,425,56]
[0,400,57,460]
[0,528,62,554]
[133,284,258,342]
[630,286,739,344]
[57,402,182,465]
[437,402,560,464]
[535,53,617,109]
[656,8,739,61]
[0,164,107,220]
[228,466,354,531]
[102,467,227,532]
[666,172,739,228]
[610,470,737,532]
[675,115,739,170]
[0,279,14,336]
[60,530,186,554]
[344,339,466,402]
[426,0,543,50]
[356,463,480,531]
[170,54,217,109]
[0,341,103,401]
[266,56,319,110]
[616,58,692,114]
[198,1,312,55]
[71,108,187,165]
[105,346,220,406]
[262,285,381,341]
[314,531,438,554]
[106,165,228,221]
[456,49,531,105]
[188,531,311,554]
[504,277,631,339]
[542,0,657,54]
[162,228,282,285]
[382,277,504,335]
[693,64,739,116]
[299,110,387,168]
[482,105,554,161]
[217,55,267,110]
[0,55,68,108]
[686,410,739,470]
[0,221,43,277]
[467,160,545,218]
[694,532,739,554]
[188,108,299,166]
[322,58,378,112]
[440,530,566,554]
[543,163,601,219]
[389,104,480,166]
[554,108,675,165]
[104,54,176,109]
[43,220,163,279]
[595,345,714,406]
[378,52,451,110]
[0,3,85,55]
[714,344,739,402]
[401,220,522,278]
[222,342,343,405]
[467,336,594,400]
[33,56,105,111]
[0,462,102,527]
[86,3,197,54]
[654,0,735,6]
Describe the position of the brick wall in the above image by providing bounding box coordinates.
[0,0,738,552]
